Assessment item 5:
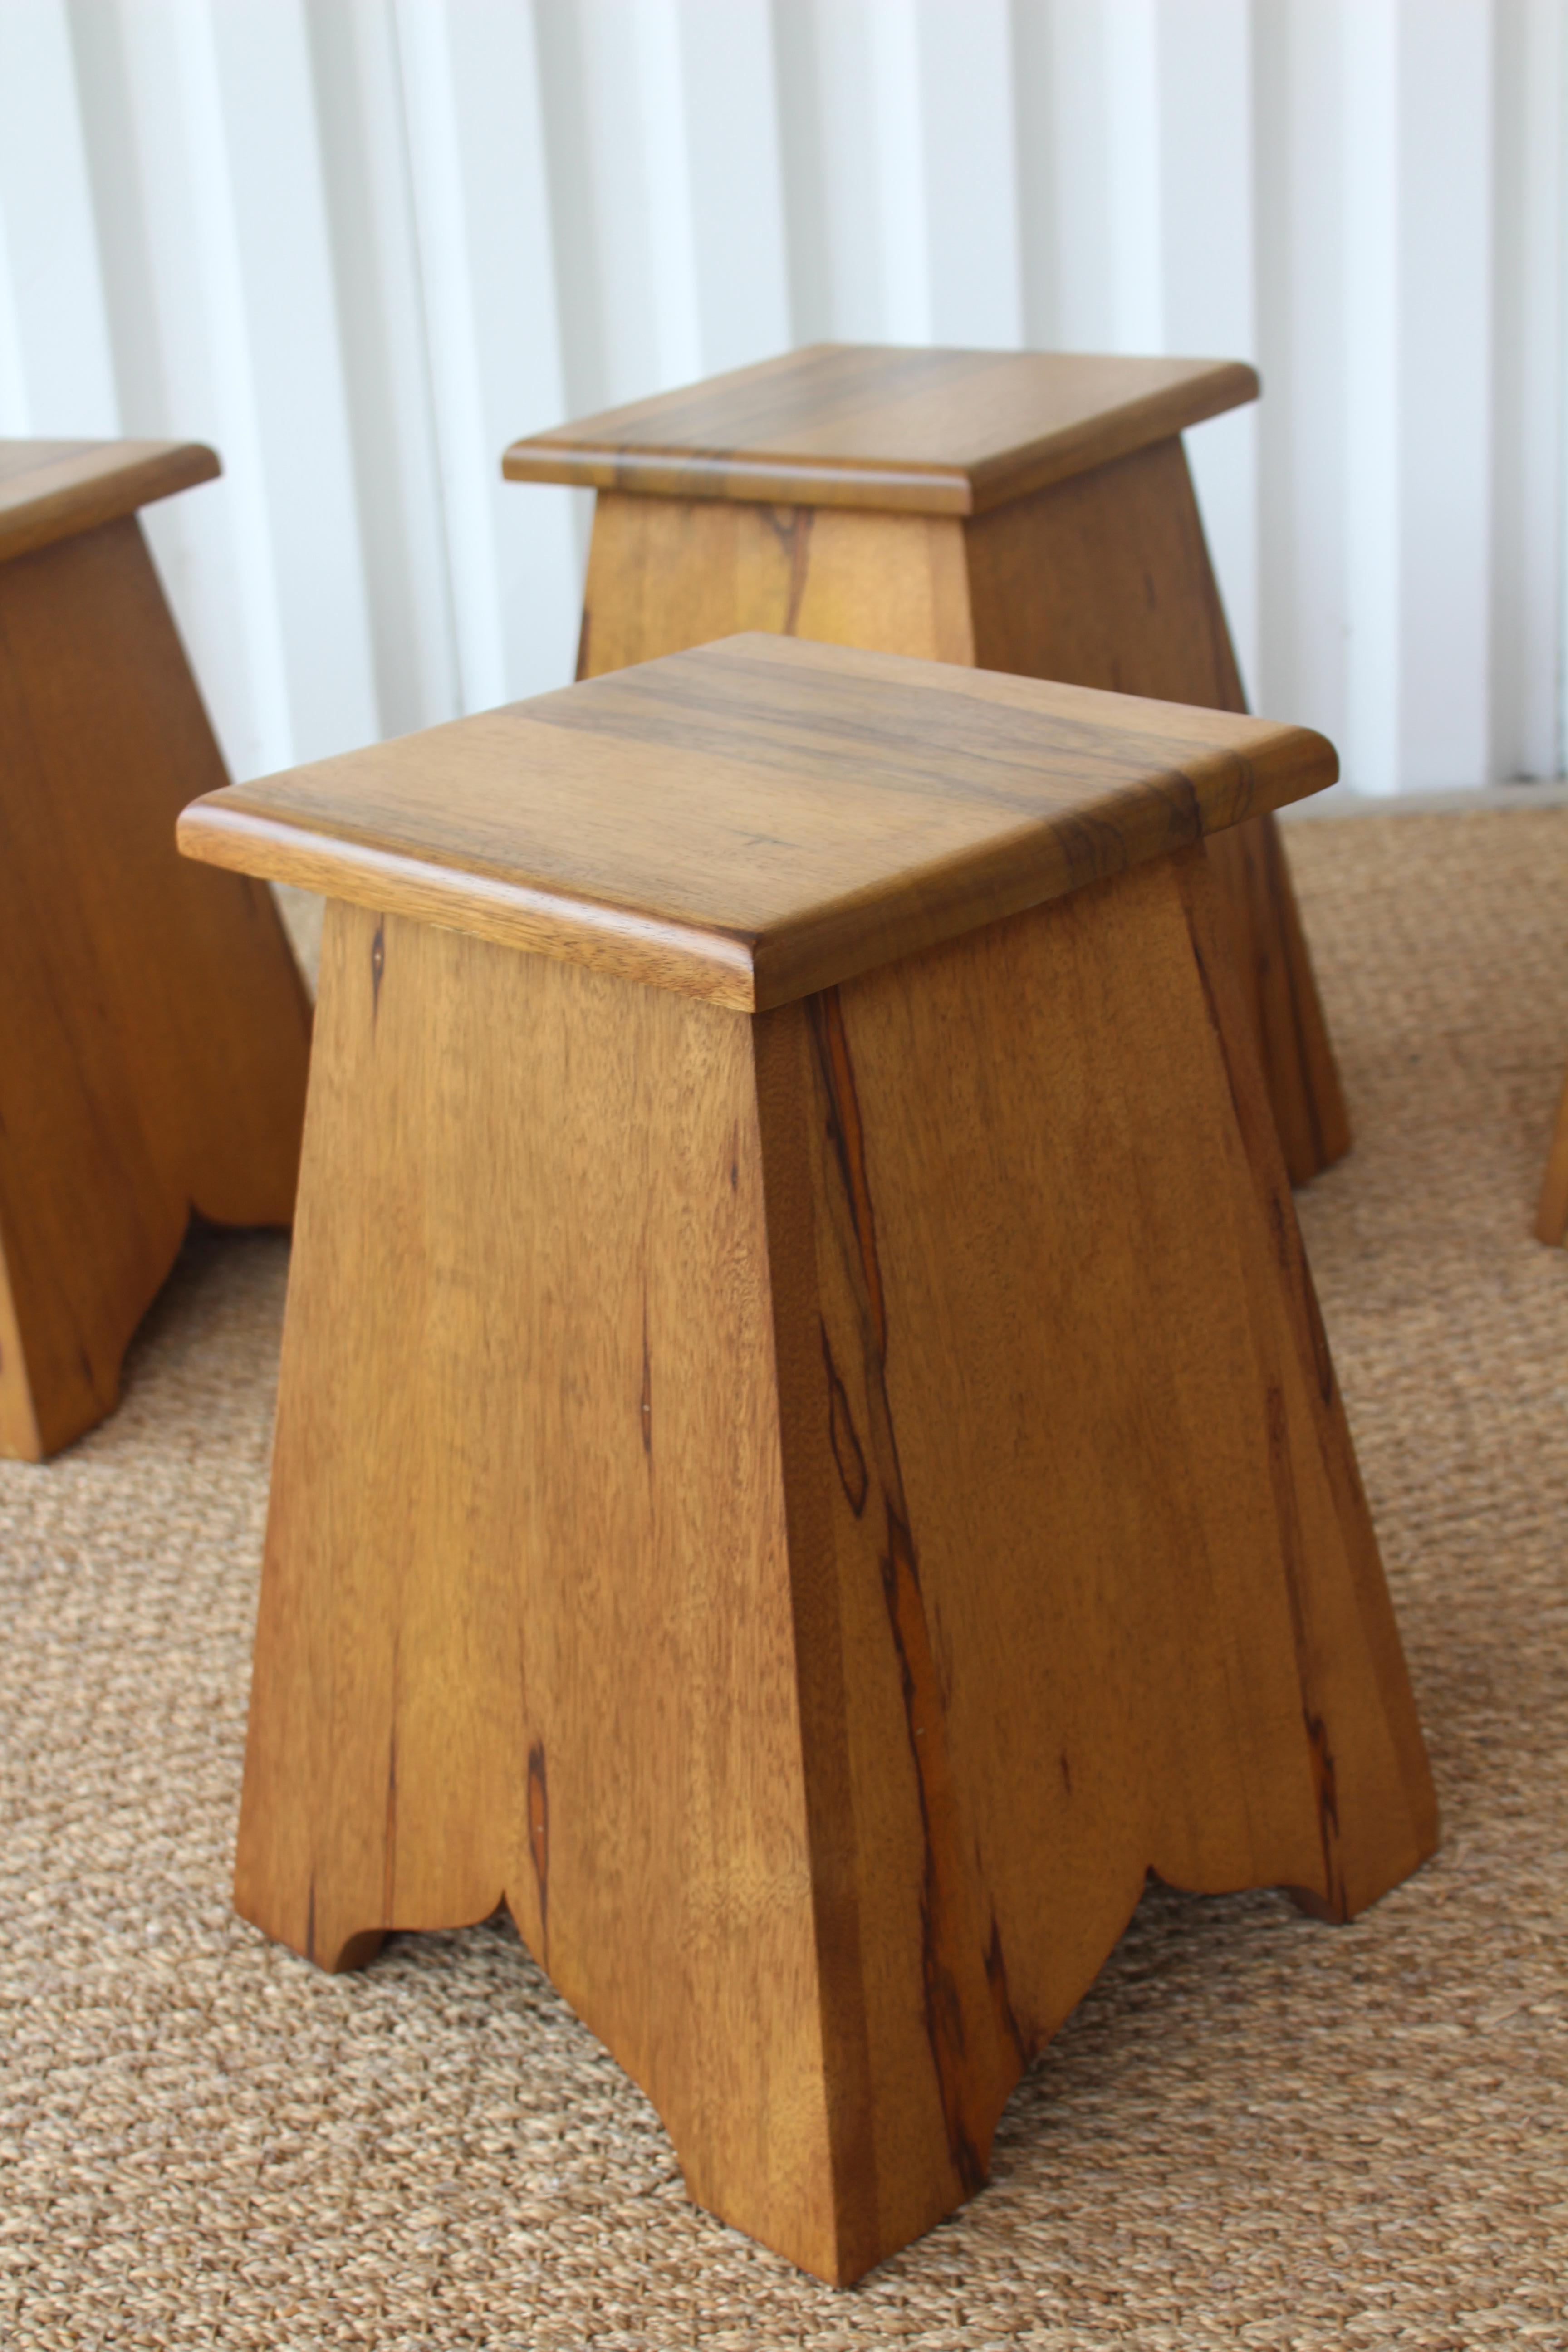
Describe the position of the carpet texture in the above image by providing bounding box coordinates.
[3,812,1567,2347]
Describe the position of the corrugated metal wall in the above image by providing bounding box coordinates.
[1,0,1561,794]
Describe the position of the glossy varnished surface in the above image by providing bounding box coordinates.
[235,852,1434,2281]
[565,436,1349,1185]
[963,436,1352,1180]
[180,634,1336,1011]
[0,512,309,1459]
[0,437,219,565]
[502,344,1259,516]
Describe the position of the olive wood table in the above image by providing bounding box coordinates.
[178,634,1436,2286]
[0,438,311,1460]
[504,343,1350,1191]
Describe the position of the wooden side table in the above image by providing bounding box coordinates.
[179,636,1436,2285]
[0,441,311,1460]
[504,343,1350,1188]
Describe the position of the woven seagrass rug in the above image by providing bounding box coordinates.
[3,809,1567,2347]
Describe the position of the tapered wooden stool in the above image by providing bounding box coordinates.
[179,637,1435,2285]
[505,343,1350,1188]
[0,440,311,1460]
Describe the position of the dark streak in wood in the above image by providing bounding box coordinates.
[983,1915,1028,2067]
[808,990,887,1355]
[821,1321,868,1516]
[1264,1383,1348,1919]
[807,982,1013,2194]
[877,1493,988,2193]
[371,917,385,1024]
[527,1742,549,1948]
[1302,1706,1344,1920]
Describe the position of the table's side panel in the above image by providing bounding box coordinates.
[753,848,1435,2276]
[0,546,178,1448]
[576,492,974,682]
[236,905,843,2277]
[963,437,1350,1185]
[0,516,308,1458]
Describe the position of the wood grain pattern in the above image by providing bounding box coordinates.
[502,343,1259,517]
[575,494,975,678]
[233,853,1433,2281]
[236,900,840,2273]
[0,508,310,1459]
[179,634,1336,1014]
[559,431,1348,1185]
[964,436,1351,1181]
[1535,1067,1568,1244]
[0,437,219,564]
[751,843,1432,2275]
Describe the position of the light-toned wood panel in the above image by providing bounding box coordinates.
[965,436,1351,1184]
[231,848,1433,2281]
[235,902,840,2278]
[577,494,974,679]
[1171,847,1438,1878]
[0,515,310,1459]
[503,343,1259,516]
[178,634,1336,1014]
[0,437,218,565]
[964,436,1244,700]
[752,846,1434,2275]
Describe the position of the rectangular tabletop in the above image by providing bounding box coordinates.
[502,345,1259,516]
[0,440,219,565]
[178,634,1335,1012]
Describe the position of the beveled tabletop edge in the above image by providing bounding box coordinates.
[502,443,981,517]
[965,362,1258,513]
[0,440,220,565]
[176,666,1337,1014]
[178,802,761,1011]
[501,349,1260,516]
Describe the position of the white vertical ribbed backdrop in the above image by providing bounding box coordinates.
[0,0,1563,794]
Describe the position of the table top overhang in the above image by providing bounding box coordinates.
[0,440,220,566]
[502,346,1259,518]
[178,634,1335,1013]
